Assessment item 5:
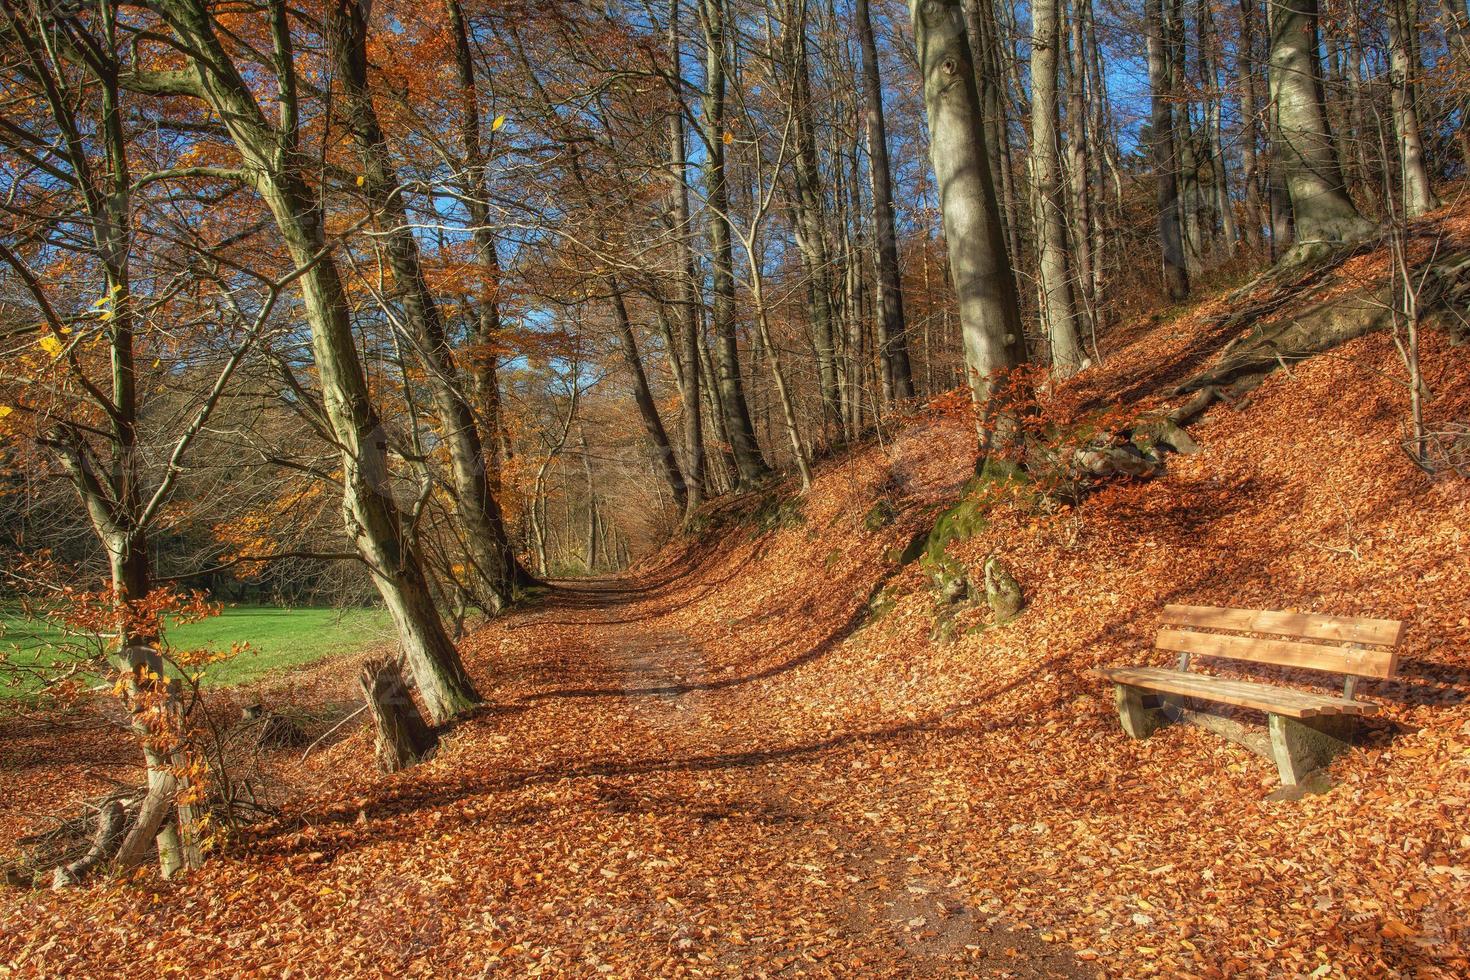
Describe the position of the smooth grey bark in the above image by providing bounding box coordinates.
[1065,0,1097,344]
[700,0,770,486]
[667,0,707,513]
[1199,0,1238,252]
[444,0,515,500]
[782,0,843,429]
[1238,0,1267,249]
[1028,0,1084,376]
[1146,0,1189,298]
[1386,0,1439,216]
[856,0,917,401]
[331,0,522,613]
[1267,0,1374,251]
[1439,0,1470,167]
[907,0,1027,458]
[608,274,688,509]
[150,0,480,723]
[962,0,1021,274]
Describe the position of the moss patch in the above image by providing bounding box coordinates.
[862,499,897,533]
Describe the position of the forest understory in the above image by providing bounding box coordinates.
[3,217,1469,977]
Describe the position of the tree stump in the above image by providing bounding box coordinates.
[984,557,1024,623]
[360,656,439,773]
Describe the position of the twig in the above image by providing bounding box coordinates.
[299,705,368,762]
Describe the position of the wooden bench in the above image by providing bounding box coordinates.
[1100,604,1405,788]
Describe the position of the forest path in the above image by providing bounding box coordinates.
[485,576,1090,978]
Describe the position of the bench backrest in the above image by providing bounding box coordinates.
[1157,604,1404,679]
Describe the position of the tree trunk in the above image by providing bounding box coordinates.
[963,0,1022,276]
[701,0,770,486]
[444,0,526,539]
[1267,0,1374,252]
[1065,0,1097,348]
[907,0,1028,461]
[1200,0,1238,254]
[1145,0,1189,298]
[1386,0,1439,217]
[331,0,522,613]
[782,0,843,430]
[360,656,439,773]
[1238,0,1267,249]
[608,274,688,509]
[666,6,707,513]
[857,0,917,402]
[1028,0,1085,376]
[1345,0,1380,214]
[153,0,482,723]
[1168,0,1207,277]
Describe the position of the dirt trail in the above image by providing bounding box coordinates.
[497,579,1089,978]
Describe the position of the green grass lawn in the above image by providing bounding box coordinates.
[0,605,394,698]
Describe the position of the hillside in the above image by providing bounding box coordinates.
[3,228,1469,977]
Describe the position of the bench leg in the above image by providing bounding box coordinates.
[1114,684,1168,739]
[1268,714,1357,786]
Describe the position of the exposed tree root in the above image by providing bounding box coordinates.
[1170,246,1470,428]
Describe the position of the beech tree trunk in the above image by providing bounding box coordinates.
[700,0,771,486]
[1267,0,1374,251]
[1386,0,1439,217]
[782,0,843,430]
[331,0,522,613]
[1028,0,1085,376]
[907,0,1028,460]
[608,273,688,510]
[152,0,481,723]
[1238,0,1267,249]
[1065,0,1097,344]
[444,0,527,543]
[962,0,1022,275]
[856,0,916,402]
[667,0,707,513]
[16,5,202,877]
[1146,0,1189,299]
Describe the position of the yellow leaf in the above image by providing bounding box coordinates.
[355,175,366,187]
[0,406,12,419]
[492,114,506,131]
[152,358,161,368]
[723,131,734,145]
[98,310,114,322]
[38,335,64,356]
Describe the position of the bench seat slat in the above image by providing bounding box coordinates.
[1155,628,1396,678]
[1099,666,1379,718]
[1162,604,1404,646]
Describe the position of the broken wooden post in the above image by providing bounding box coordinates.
[360,655,439,773]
